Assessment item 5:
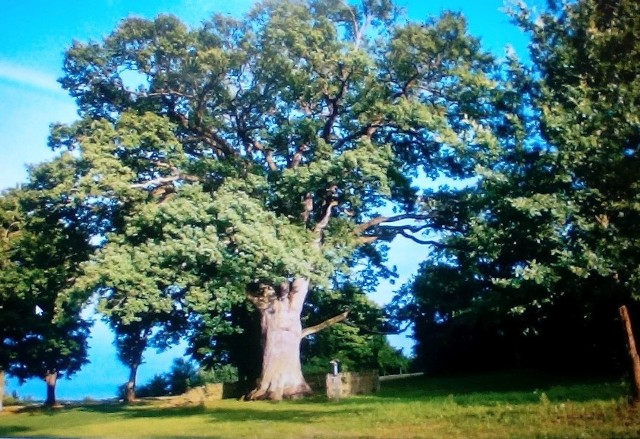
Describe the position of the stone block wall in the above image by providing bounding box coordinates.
[177,381,247,403]
[175,371,380,403]
[325,370,380,399]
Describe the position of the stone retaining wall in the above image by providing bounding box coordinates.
[325,370,380,399]
[178,381,247,403]
[176,370,380,402]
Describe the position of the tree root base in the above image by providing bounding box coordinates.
[243,383,313,401]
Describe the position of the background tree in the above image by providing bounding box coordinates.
[399,0,640,376]
[0,157,93,406]
[510,0,640,372]
[55,0,505,400]
[301,283,409,375]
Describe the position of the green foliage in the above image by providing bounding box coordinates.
[194,364,239,385]
[399,0,640,375]
[164,358,198,395]
[302,284,409,375]
[302,325,409,375]
[132,358,239,398]
[0,160,93,386]
[127,375,169,399]
[505,0,640,295]
[46,0,505,379]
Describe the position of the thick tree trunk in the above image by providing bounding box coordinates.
[246,279,313,400]
[45,371,58,407]
[124,363,139,403]
[619,305,640,404]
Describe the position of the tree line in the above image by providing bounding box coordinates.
[1,0,638,405]
[392,0,640,380]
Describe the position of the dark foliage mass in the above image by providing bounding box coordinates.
[395,0,640,376]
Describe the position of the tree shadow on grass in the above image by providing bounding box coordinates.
[203,406,344,423]
[370,371,628,405]
[76,401,346,423]
[0,425,31,436]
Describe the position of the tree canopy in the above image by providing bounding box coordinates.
[46,0,504,399]
[0,160,93,405]
[398,0,640,375]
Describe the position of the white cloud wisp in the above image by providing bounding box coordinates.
[0,60,65,95]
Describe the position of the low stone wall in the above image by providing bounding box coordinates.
[306,373,328,392]
[178,381,247,403]
[175,370,380,402]
[325,370,380,399]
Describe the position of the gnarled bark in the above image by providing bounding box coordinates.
[246,279,313,400]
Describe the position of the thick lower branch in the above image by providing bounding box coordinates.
[343,319,412,336]
[301,311,349,338]
[356,213,436,234]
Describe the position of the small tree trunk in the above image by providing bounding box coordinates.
[0,369,5,412]
[45,370,58,407]
[246,279,313,400]
[619,305,640,404]
[124,363,139,403]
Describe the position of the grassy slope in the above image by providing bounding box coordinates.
[0,372,638,439]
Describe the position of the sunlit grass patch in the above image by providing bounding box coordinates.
[0,372,638,439]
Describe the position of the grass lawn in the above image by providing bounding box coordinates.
[1,371,638,438]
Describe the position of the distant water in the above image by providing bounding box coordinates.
[6,319,414,402]
[6,271,417,402]
[6,319,186,402]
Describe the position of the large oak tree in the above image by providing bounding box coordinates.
[55,0,503,400]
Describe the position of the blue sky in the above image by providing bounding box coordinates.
[1,0,543,401]
[0,0,543,191]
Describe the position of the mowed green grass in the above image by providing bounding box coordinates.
[1,372,638,439]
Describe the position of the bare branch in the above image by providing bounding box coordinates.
[314,201,338,235]
[264,150,278,172]
[300,192,313,224]
[289,144,309,169]
[383,223,431,235]
[302,311,349,338]
[129,88,196,100]
[131,173,199,189]
[360,226,463,250]
[333,119,383,150]
[4,221,20,239]
[356,215,389,234]
[200,128,238,158]
[354,212,460,247]
[239,133,278,171]
[343,319,412,336]
[395,230,451,248]
[356,212,435,234]
[321,62,351,143]
[358,235,378,244]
